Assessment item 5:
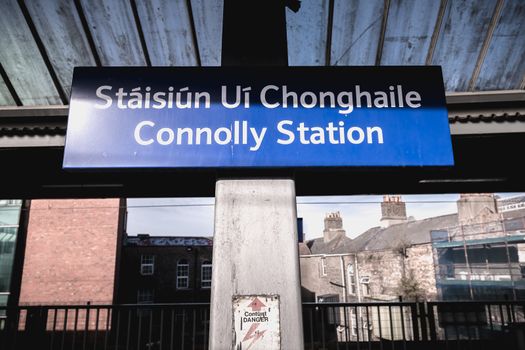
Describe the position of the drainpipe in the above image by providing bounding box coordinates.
[340,256,347,302]
[354,254,362,303]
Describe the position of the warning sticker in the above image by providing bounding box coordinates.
[233,295,280,350]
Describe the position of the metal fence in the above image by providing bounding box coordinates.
[304,300,525,350]
[1,301,525,350]
[0,303,209,350]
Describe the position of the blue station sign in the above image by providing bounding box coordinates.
[63,66,453,168]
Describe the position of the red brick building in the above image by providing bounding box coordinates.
[18,198,122,305]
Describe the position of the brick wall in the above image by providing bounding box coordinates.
[19,199,120,305]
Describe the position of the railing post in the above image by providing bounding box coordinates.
[426,302,437,341]
[410,303,420,342]
[419,302,429,341]
[26,306,47,348]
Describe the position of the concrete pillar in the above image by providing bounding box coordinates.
[209,179,304,349]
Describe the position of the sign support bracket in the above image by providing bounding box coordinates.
[209,1,304,349]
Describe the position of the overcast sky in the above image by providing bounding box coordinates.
[127,192,524,240]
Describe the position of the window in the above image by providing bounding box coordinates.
[348,264,356,295]
[201,261,212,288]
[360,276,370,296]
[140,255,155,275]
[177,259,189,289]
[137,289,154,304]
[0,200,21,306]
[351,309,358,336]
[320,257,327,277]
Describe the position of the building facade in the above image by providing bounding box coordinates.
[18,199,121,305]
[117,235,213,304]
[0,199,23,308]
[301,194,525,304]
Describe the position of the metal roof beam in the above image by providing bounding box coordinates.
[0,90,524,148]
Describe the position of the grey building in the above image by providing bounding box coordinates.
[300,194,525,304]
[299,194,525,342]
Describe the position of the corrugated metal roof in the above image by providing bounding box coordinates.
[0,126,65,135]
[0,0,524,108]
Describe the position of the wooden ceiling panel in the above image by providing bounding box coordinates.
[0,0,61,105]
[23,0,96,97]
[474,0,525,90]
[79,0,146,66]
[431,0,497,91]
[286,0,329,66]
[0,76,16,106]
[135,0,198,66]
[190,0,223,66]
[380,0,441,65]
[330,0,384,65]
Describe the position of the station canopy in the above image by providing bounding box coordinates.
[0,0,524,198]
[0,0,524,107]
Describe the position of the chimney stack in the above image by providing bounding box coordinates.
[323,212,346,243]
[380,195,407,227]
[457,193,499,224]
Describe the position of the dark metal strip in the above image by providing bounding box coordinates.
[0,62,22,106]
[374,0,391,66]
[426,0,448,65]
[186,0,202,66]
[468,0,505,91]
[325,0,335,66]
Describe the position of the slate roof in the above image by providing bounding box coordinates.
[303,194,525,255]
[298,242,312,255]
[347,214,459,252]
[307,233,354,255]
[125,235,212,247]
[305,213,459,255]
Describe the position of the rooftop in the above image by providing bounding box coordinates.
[124,235,212,247]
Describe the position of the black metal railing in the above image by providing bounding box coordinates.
[304,300,525,350]
[0,303,209,350]
[1,301,525,350]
